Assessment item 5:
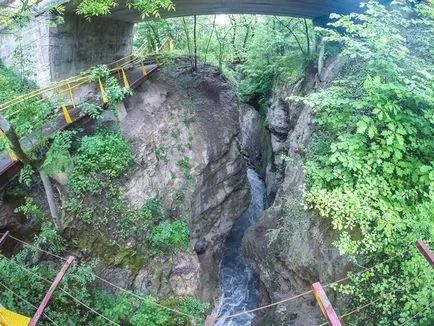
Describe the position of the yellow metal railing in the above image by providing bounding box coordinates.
[0,38,173,162]
[0,38,174,114]
[0,42,150,113]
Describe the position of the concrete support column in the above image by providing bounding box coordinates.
[49,13,134,82]
[0,13,134,87]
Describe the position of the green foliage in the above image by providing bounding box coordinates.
[0,62,55,141]
[10,36,35,80]
[140,199,165,222]
[170,128,181,139]
[42,130,76,176]
[105,76,131,109]
[161,295,209,325]
[68,131,133,196]
[19,164,34,187]
[128,0,175,19]
[134,15,311,112]
[76,0,119,21]
[237,17,310,111]
[75,0,174,21]
[0,236,202,325]
[63,198,94,224]
[15,198,65,253]
[46,4,66,26]
[89,65,131,114]
[155,145,168,161]
[300,1,434,324]
[79,102,104,120]
[177,157,194,182]
[90,64,111,80]
[177,158,191,170]
[4,198,202,324]
[174,191,185,202]
[149,220,190,254]
[14,197,46,222]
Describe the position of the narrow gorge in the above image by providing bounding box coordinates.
[0,57,345,325]
[1,3,432,325]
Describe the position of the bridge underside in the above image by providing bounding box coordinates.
[65,0,359,23]
[1,0,359,87]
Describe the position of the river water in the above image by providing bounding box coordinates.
[215,169,267,326]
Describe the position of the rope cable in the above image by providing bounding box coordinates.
[216,245,414,321]
[0,254,120,326]
[322,245,413,289]
[0,281,59,326]
[215,289,314,321]
[4,234,419,323]
[318,298,382,326]
[5,235,198,321]
[8,234,66,261]
[400,302,434,326]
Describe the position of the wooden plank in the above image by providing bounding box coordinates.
[0,230,10,247]
[312,282,342,326]
[29,255,75,326]
[416,240,434,268]
[205,315,216,326]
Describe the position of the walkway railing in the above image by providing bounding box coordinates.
[0,38,173,187]
[0,38,171,113]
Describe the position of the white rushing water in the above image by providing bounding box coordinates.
[215,169,267,326]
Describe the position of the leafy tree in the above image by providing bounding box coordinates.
[298,1,434,324]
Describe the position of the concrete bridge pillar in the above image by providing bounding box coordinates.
[0,13,133,87]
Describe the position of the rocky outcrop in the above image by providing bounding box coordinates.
[243,57,351,325]
[119,63,250,303]
[239,104,272,179]
[133,253,200,297]
[0,63,250,305]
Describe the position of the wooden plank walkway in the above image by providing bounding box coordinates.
[0,63,159,189]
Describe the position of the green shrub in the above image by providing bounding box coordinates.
[170,128,181,139]
[0,62,55,143]
[68,131,133,196]
[140,199,165,221]
[149,220,190,254]
[79,102,104,120]
[299,1,434,324]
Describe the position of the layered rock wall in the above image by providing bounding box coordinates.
[242,58,351,325]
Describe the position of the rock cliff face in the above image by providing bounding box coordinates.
[0,63,250,304]
[107,63,250,302]
[242,57,351,325]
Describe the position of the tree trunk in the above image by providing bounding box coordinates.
[0,113,30,165]
[204,16,216,64]
[304,19,311,57]
[317,39,325,80]
[1,113,60,228]
[193,15,197,71]
[39,171,60,229]
[182,17,193,69]
[150,24,161,49]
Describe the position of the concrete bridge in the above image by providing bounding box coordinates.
[0,0,359,87]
